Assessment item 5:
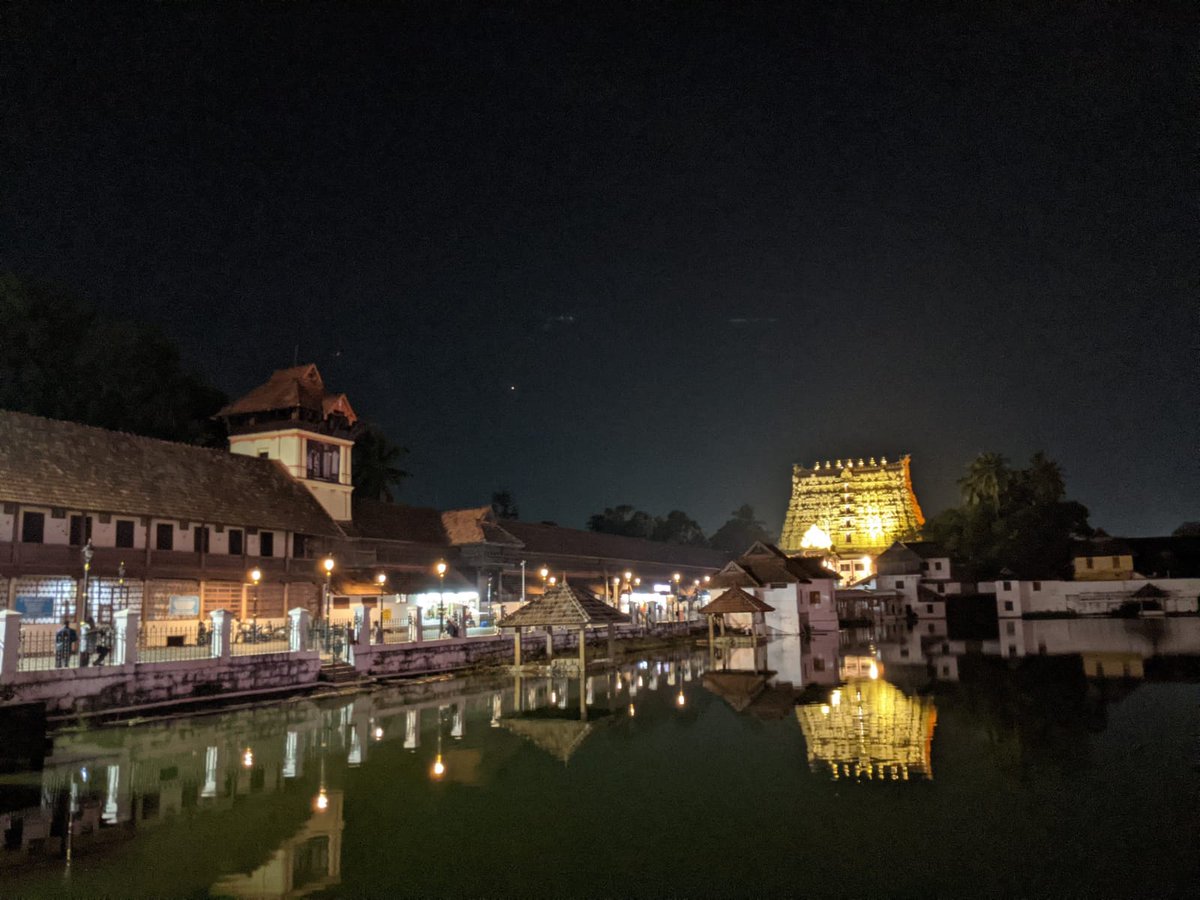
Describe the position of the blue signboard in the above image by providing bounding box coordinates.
[14,595,55,620]
[168,594,201,617]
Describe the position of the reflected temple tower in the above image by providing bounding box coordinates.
[779,455,924,564]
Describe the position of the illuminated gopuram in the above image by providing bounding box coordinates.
[778,455,924,560]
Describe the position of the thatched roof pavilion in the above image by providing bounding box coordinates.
[698,587,774,647]
[498,582,629,669]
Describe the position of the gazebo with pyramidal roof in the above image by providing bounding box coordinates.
[498,581,629,671]
[698,586,775,649]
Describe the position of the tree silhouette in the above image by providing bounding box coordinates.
[352,426,410,502]
[491,490,519,519]
[709,504,772,554]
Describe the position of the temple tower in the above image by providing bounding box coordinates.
[779,455,924,558]
[218,364,358,522]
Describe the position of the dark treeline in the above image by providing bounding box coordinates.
[585,503,772,554]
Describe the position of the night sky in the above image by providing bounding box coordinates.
[3,3,1196,536]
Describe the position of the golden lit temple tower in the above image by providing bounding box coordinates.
[778,455,924,560]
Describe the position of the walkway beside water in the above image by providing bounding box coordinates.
[0,604,703,717]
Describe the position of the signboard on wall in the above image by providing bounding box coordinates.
[168,594,201,617]
[14,595,55,620]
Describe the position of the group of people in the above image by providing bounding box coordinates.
[53,616,111,668]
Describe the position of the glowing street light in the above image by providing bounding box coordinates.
[249,567,262,634]
[322,556,335,625]
[435,561,447,637]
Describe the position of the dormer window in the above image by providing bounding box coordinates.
[306,440,340,482]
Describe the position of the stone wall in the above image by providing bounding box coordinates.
[2,651,321,715]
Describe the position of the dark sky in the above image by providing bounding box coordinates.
[3,2,1196,536]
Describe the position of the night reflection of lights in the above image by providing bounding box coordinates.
[242,748,254,768]
[676,691,686,707]
[314,788,329,812]
[796,679,937,782]
[431,755,445,779]
[628,704,636,717]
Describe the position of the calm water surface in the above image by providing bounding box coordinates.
[3,619,1200,898]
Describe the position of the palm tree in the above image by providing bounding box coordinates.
[1025,451,1065,504]
[352,426,410,502]
[958,453,1009,510]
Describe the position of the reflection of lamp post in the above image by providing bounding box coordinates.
[435,561,447,638]
[249,568,262,633]
[431,706,447,780]
[322,556,335,625]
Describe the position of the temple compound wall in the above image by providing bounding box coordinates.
[779,455,924,561]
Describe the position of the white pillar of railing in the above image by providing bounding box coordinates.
[288,607,311,652]
[210,610,233,660]
[353,604,372,649]
[409,603,422,643]
[0,610,20,681]
[113,609,138,666]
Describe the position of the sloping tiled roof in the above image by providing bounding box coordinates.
[899,541,947,559]
[699,587,775,615]
[217,364,357,424]
[501,520,729,569]
[441,507,522,546]
[709,562,760,589]
[1072,537,1134,557]
[498,582,629,627]
[729,542,835,585]
[348,499,449,544]
[500,717,595,764]
[0,410,342,536]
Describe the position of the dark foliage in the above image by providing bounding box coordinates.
[0,275,227,445]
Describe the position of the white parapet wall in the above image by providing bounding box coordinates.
[996,578,1200,617]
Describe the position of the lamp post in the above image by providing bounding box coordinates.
[519,559,526,605]
[79,539,94,624]
[249,568,262,636]
[435,561,447,638]
[539,567,549,592]
[611,576,621,609]
[673,573,681,621]
[322,556,335,625]
[375,572,387,642]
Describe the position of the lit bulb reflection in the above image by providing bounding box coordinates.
[314,788,329,812]
[431,755,446,779]
[676,691,686,707]
[628,704,636,717]
[831,689,842,707]
[868,662,879,680]
[242,748,254,768]
[374,726,384,741]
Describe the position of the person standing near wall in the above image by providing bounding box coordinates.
[55,616,77,668]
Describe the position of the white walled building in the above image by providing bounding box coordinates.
[707,542,839,634]
[995,576,1200,618]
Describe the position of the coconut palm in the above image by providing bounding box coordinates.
[958,453,1010,509]
[352,426,410,502]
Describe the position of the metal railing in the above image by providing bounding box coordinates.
[231,620,293,657]
[17,628,74,671]
[139,622,212,662]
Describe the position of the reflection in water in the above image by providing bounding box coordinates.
[4,620,1200,897]
[796,680,937,781]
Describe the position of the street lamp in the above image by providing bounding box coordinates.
[435,561,447,638]
[539,566,549,591]
[322,556,335,624]
[374,572,387,642]
[611,576,621,609]
[249,568,262,635]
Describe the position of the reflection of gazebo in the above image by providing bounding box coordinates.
[498,582,629,670]
[500,717,596,765]
[698,587,774,647]
[702,671,769,712]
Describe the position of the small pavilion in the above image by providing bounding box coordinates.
[498,582,630,673]
[698,587,774,649]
